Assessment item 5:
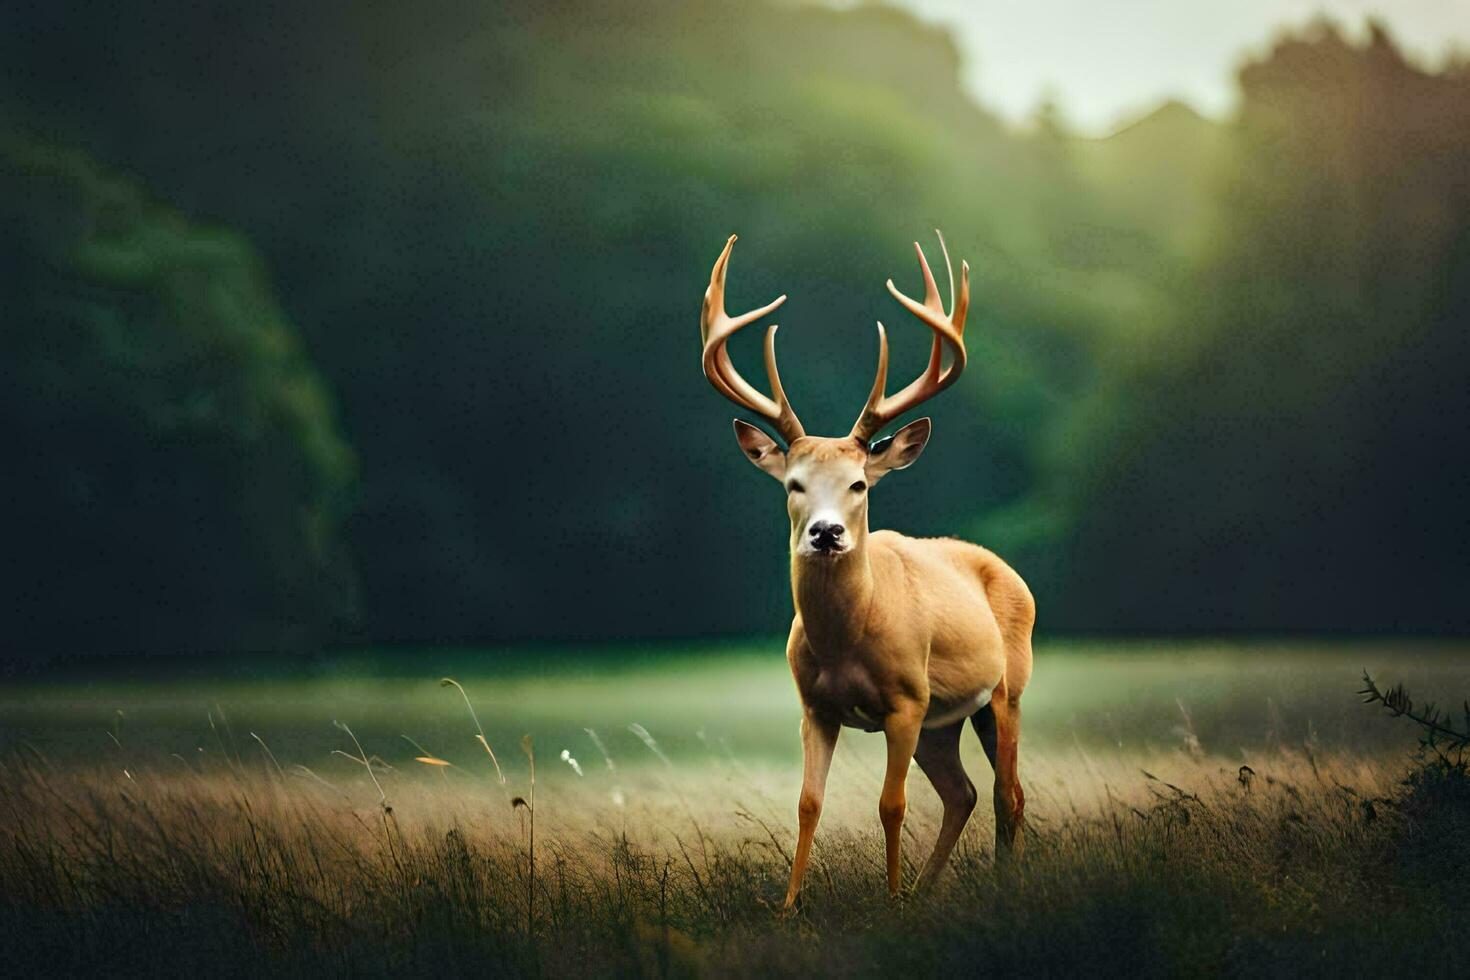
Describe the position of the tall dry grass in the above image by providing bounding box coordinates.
[0,681,1465,977]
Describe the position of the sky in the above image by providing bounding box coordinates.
[893,0,1470,134]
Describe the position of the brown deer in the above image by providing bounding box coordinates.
[698,233,1034,908]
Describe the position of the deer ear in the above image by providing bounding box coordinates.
[865,417,931,483]
[733,419,786,481]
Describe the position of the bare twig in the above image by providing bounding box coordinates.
[1360,671,1470,755]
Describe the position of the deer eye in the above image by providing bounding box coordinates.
[850,481,866,493]
[787,481,804,494]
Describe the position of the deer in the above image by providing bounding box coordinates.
[698,232,1035,909]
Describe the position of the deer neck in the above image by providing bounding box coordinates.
[790,538,874,651]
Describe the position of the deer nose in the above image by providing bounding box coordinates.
[809,521,845,542]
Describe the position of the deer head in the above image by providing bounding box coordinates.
[700,232,969,560]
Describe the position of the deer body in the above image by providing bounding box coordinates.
[697,233,1034,910]
[790,530,1028,733]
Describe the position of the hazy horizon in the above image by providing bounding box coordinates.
[894,0,1470,134]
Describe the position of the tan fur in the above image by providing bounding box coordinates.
[699,232,1032,909]
[762,434,1034,909]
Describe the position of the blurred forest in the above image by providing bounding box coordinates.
[2,2,1467,655]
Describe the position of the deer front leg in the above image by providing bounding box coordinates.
[879,701,925,896]
[783,711,840,910]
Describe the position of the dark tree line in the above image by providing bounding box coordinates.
[1041,23,1470,632]
[1,4,1465,654]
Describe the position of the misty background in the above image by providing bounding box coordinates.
[2,1,1468,659]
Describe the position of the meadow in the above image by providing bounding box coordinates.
[1,640,1467,976]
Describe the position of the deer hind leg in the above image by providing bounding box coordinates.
[972,690,1025,857]
[912,719,977,889]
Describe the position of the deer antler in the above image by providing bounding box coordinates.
[850,231,969,443]
[700,235,805,444]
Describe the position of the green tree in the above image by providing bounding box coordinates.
[0,137,358,652]
[1042,22,1470,631]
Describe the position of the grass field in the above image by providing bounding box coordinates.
[1,639,1467,976]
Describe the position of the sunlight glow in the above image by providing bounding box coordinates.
[894,0,1470,133]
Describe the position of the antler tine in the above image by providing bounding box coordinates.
[700,235,805,443]
[850,231,969,443]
